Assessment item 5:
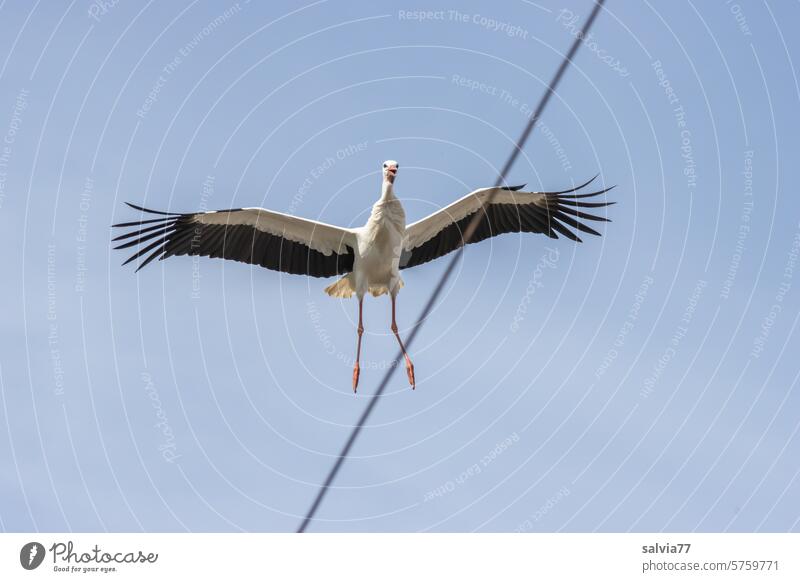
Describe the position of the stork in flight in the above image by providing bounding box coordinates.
[113,160,613,391]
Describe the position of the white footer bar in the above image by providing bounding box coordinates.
[1,533,797,581]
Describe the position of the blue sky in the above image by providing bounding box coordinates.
[0,0,799,532]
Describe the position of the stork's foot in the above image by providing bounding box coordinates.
[405,358,415,390]
[390,296,414,389]
[352,362,361,393]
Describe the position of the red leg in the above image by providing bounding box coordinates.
[353,297,364,392]
[391,295,415,389]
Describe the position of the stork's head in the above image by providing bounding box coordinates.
[382,160,399,184]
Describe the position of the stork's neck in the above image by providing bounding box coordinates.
[380,180,397,202]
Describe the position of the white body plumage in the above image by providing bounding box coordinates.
[324,160,406,299]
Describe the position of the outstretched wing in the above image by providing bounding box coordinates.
[112,204,357,277]
[400,176,614,269]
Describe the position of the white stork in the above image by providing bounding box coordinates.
[113,160,613,391]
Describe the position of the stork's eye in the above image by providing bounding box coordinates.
[383,163,387,168]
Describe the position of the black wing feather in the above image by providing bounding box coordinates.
[401,179,614,269]
[112,206,354,276]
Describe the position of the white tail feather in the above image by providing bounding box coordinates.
[368,278,404,297]
[323,274,405,298]
[324,273,356,298]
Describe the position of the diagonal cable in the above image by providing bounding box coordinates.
[297,0,607,533]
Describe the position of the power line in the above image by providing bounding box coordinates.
[297,0,607,533]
